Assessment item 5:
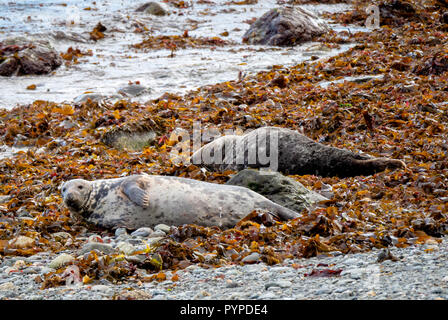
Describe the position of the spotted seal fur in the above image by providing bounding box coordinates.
[61,174,300,230]
[191,126,406,178]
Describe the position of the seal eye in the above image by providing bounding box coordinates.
[78,186,83,190]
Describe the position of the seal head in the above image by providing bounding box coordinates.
[61,179,92,218]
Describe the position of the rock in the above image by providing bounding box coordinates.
[378,0,418,26]
[242,7,328,46]
[118,84,151,97]
[154,224,171,234]
[265,280,292,289]
[73,93,105,104]
[0,37,62,76]
[377,249,399,263]
[50,31,89,43]
[87,234,103,243]
[12,260,26,270]
[241,252,260,264]
[0,282,16,291]
[49,253,75,269]
[100,120,160,151]
[117,242,137,256]
[79,243,116,255]
[226,169,327,213]
[136,2,169,16]
[131,227,153,237]
[91,284,112,292]
[115,228,128,237]
[8,236,35,249]
[115,288,152,300]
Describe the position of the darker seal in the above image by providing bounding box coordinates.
[191,127,406,178]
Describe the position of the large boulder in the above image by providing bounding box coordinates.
[0,37,62,76]
[226,169,328,213]
[242,6,329,46]
[135,2,169,16]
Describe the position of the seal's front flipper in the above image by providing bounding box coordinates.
[121,179,150,208]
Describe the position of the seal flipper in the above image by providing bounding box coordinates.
[121,179,150,208]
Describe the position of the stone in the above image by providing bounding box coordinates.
[154,224,171,234]
[241,252,260,264]
[117,242,137,256]
[0,37,62,76]
[242,7,328,46]
[131,227,153,237]
[226,169,327,213]
[73,93,105,104]
[79,243,116,255]
[115,228,128,237]
[136,2,169,16]
[115,288,152,300]
[0,282,16,291]
[100,120,160,151]
[265,280,292,289]
[118,84,151,97]
[8,236,35,249]
[49,253,75,269]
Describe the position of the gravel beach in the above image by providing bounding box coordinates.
[1,231,447,300]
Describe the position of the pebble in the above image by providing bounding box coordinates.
[130,227,153,237]
[9,236,34,249]
[0,282,16,290]
[241,252,260,264]
[2,233,448,300]
[48,253,75,269]
[115,228,128,237]
[117,241,136,255]
[79,243,116,255]
[154,224,171,234]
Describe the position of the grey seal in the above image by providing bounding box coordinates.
[191,126,406,178]
[61,174,300,230]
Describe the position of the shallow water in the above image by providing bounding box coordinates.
[0,0,368,110]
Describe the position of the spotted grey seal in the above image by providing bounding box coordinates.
[61,174,300,230]
[191,126,406,178]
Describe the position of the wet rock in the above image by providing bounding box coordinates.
[241,252,261,264]
[100,119,160,151]
[79,243,116,255]
[73,93,105,104]
[136,2,169,16]
[8,236,35,249]
[378,0,418,26]
[117,242,137,256]
[242,7,328,46]
[0,282,16,291]
[265,280,292,289]
[115,228,128,237]
[0,37,62,76]
[115,288,152,300]
[226,169,327,213]
[49,253,75,269]
[131,227,153,237]
[118,84,151,97]
[154,224,171,234]
[377,249,399,263]
[50,31,89,43]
